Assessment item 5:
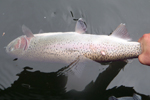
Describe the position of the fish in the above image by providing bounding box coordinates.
[6,18,142,64]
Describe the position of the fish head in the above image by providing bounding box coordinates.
[6,35,28,57]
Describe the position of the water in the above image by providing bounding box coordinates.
[1,0,150,99]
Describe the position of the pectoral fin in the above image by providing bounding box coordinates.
[75,18,87,34]
[22,25,34,37]
[57,56,85,78]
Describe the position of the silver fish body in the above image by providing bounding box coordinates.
[6,19,142,63]
[6,32,141,63]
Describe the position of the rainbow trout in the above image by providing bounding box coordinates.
[6,18,142,64]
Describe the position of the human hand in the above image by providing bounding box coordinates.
[138,33,150,66]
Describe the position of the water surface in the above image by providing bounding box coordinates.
[1,0,150,99]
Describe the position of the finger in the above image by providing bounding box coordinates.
[138,54,148,65]
[138,54,144,64]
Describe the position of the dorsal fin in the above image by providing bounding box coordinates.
[22,25,34,37]
[75,18,87,34]
[110,23,131,40]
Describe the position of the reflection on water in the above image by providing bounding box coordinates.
[0,61,149,99]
